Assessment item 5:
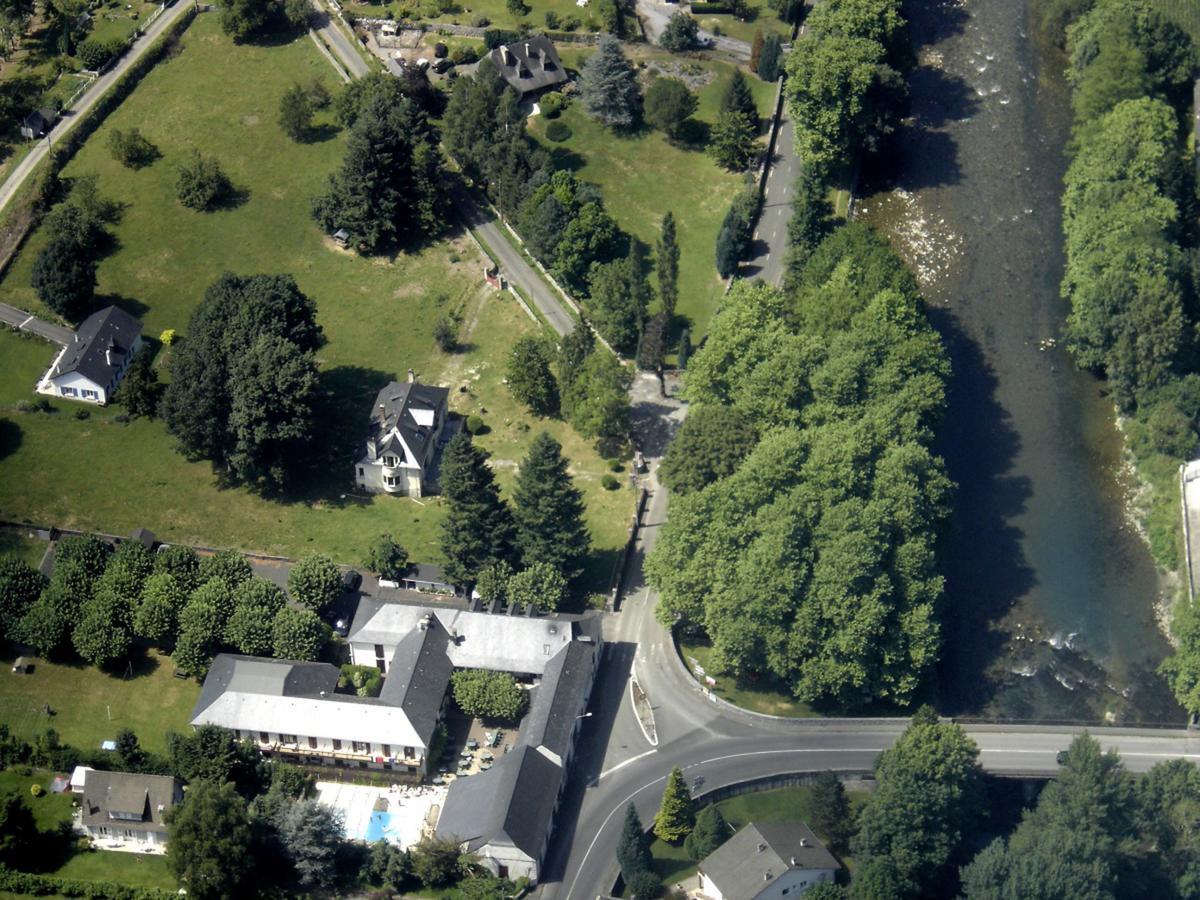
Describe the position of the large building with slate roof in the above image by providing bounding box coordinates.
[79,770,182,851]
[697,822,840,900]
[190,601,601,832]
[354,373,449,497]
[436,630,598,882]
[487,35,567,96]
[37,305,143,405]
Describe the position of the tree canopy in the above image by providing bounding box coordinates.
[513,432,590,584]
[450,669,528,721]
[439,434,517,586]
[161,273,321,489]
[579,36,641,129]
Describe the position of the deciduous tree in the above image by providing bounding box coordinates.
[659,404,757,494]
[167,780,255,900]
[644,77,696,140]
[450,668,527,720]
[135,572,185,646]
[659,11,698,51]
[0,558,45,643]
[279,81,313,141]
[288,554,341,613]
[363,534,409,580]
[506,561,569,612]
[507,335,560,416]
[176,150,232,212]
[272,607,325,661]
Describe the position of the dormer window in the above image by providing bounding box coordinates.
[383,455,400,467]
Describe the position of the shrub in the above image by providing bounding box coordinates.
[470,13,490,26]
[176,150,231,211]
[159,328,176,345]
[77,38,122,70]
[545,120,572,142]
[433,41,448,57]
[539,91,566,118]
[483,28,520,49]
[562,14,581,29]
[73,408,89,420]
[608,458,623,472]
[449,44,479,64]
[602,474,620,490]
[29,783,43,797]
[465,414,485,435]
[544,9,559,27]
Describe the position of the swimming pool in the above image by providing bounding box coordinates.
[364,810,404,843]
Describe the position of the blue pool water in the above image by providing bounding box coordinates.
[364,811,402,842]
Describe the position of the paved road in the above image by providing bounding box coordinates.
[741,110,796,286]
[635,0,751,59]
[0,0,197,217]
[450,185,578,337]
[313,11,579,338]
[0,302,72,344]
[309,4,370,78]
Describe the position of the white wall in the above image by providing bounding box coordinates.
[47,371,107,404]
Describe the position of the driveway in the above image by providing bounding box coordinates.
[0,302,73,344]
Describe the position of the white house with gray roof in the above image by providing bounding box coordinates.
[79,770,182,852]
[354,374,449,497]
[37,306,142,405]
[697,822,840,900]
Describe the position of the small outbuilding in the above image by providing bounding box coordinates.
[20,108,57,140]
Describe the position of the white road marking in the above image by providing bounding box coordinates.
[599,749,658,781]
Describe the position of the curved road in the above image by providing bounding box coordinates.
[536,376,1200,899]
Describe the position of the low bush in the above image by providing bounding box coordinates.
[601,474,619,490]
[545,120,571,142]
[539,91,566,118]
[466,414,485,435]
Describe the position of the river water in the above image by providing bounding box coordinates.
[857,0,1183,722]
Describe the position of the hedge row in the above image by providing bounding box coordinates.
[0,866,177,900]
[690,3,731,13]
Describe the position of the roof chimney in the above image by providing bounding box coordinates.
[407,368,416,383]
[757,843,767,853]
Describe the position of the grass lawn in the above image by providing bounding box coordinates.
[0,769,74,831]
[344,0,605,33]
[640,785,866,891]
[55,851,175,890]
[1148,0,1200,42]
[531,46,777,337]
[695,2,793,44]
[0,13,630,590]
[0,527,48,569]
[679,639,817,718]
[0,647,199,754]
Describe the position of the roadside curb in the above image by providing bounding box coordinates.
[630,663,659,747]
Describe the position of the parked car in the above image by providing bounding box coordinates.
[342,569,362,592]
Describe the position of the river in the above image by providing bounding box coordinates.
[856,0,1184,722]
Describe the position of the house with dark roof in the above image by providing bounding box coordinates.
[37,306,143,405]
[487,35,567,96]
[355,372,449,497]
[20,108,57,140]
[391,561,458,595]
[697,822,840,900]
[79,770,182,852]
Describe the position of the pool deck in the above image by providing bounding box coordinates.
[315,781,445,849]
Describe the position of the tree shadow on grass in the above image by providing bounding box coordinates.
[0,417,22,463]
[209,184,251,213]
[546,144,586,173]
[277,364,396,505]
[302,123,342,144]
[97,293,150,320]
[673,118,711,150]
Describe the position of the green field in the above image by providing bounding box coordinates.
[638,784,865,891]
[0,13,631,585]
[532,46,777,337]
[0,648,199,754]
[344,0,608,32]
[1148,0,1200,42]
[0,528,47,569]
[695,1,793,44]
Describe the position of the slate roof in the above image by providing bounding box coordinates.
[51,306,142,387]
[348,600,578,675]
[378,616,454,747]
[519,640,596,760]
[192,655,427,747]
[700,822,840,898]
[80,771,181,834]
[367,380,448,466]
[403,562,454,588]
[436,743,563,859]
[488,35,567,94]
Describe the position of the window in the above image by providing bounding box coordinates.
[404,746,414,758]
[332,739,342,751]
[62,386,78,397]
[82,389,98,400]
[357,467,364,477]
[382,744,391,757]
[384,475,402,487]
[280,734,297,745]
[353,741,369,754]
[374,644,385,656]
[259,732,270,743]
[383,455,399,467]
[308,736,318,749]
[498,865,509,879]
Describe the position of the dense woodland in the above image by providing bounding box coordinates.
[1044,0,1200,714]
[648,224,951,707]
